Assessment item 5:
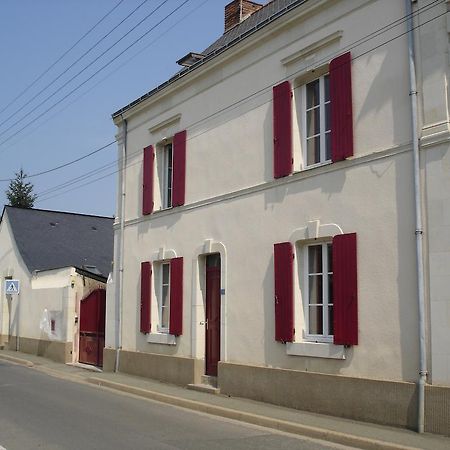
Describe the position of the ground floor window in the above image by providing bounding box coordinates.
[305,242,333,341]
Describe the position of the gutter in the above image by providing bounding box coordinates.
[404,0,427,434]
[74,267,107,283]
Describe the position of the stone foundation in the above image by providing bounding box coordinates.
[105,348,203,386]
[6,336,72,363]
[218,362,450,436]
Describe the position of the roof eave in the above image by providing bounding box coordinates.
[111,0,309,121]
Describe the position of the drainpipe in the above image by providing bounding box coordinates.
[115,117,127,372]
[405,0,427,433]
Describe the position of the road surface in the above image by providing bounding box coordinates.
[0,360,357,449]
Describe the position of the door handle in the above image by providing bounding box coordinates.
[200,320,209,330]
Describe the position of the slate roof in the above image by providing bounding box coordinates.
[112,0,307,118]
[2,206,114,279]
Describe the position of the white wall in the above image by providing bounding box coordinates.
[0,212,105,360]
[111,0,450,385]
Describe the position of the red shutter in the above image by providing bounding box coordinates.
[140,261,152,334]
[273,81,293,178]
[274,242,294,342]
[330,52,353,162]
[172,130,186,207]
[332,233,358,345]
[142,145,154,215]
[169,257,183,336]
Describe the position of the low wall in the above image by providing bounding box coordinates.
[0,334,8,346]
[104,349,202,386]
[218,362,450,436]
[425,384,450,436]
[103,347,117,372]
[7,336,71,363]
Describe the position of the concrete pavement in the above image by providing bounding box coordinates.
[1,349,449,450]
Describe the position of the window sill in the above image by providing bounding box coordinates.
[298,160,332,172]
[286,341,345,359]
[146,333,176,345]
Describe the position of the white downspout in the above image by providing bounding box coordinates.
[115,117,127,372]
[404,0,427,433]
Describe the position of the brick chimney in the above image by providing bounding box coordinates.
[224,0,263,33]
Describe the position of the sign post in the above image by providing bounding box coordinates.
[5,280,20,351]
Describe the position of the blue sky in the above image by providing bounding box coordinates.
[0,0,231,216]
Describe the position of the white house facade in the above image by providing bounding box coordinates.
[105,0,450,435]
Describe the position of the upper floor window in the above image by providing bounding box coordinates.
[162,143,173,209]
[272,52,353,179]
[142,130,186,215]
[304,75,331,167]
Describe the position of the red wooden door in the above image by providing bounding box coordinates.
[79,289,106,367]
[205,255,221,376]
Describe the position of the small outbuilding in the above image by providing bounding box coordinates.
[0,206,113,366]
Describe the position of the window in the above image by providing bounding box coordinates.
[158,262,171,332]
[304,74,331,167]
[140,257,183,337]
[273,52,353,177]
[305,242,333,341]
[147,129,186,213]
[162,143,173,209]
[274,232,357,347]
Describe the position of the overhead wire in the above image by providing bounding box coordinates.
[0,0,169,141]
[35,2,447,204]
[0,0,126,118]
[0,0,210,154]
[1,0,439,152]
[0,0,193,150]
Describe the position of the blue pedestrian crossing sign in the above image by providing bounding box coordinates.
[5,279,20,295]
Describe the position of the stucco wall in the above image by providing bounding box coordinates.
[425,143,450,385]
[109,0,450,387]
[0,212,106,362]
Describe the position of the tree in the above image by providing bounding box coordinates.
[5,169,37,208]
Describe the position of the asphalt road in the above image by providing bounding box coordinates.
[0,360,358,450]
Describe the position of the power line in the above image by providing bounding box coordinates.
[0,0,193,150]
[0,141,116,182]
[36,3,447,204]
[0,0,210,154]
[3,0,438,152]
[29,3,449,203]
[0,0,126,119]
[0,0,166,139]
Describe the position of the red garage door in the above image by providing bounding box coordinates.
[79,289,106,367]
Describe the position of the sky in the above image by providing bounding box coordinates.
[0,0,232,217]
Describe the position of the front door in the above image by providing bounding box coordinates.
[79,289,106,367]
[205,254,221,376]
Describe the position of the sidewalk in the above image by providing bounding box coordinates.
[1,349,449,450]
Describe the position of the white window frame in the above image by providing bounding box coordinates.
[302,73,331,169]
[157,262,170,333]
[162,142,173,209]
[304,241,333,343]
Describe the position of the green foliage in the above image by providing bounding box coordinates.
[5,169,37,208]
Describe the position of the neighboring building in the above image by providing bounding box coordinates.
[0,206,113,366]
[106,0,450,435]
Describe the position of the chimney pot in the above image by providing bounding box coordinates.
[224,0,263,33]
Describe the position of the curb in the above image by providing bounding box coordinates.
[86,377,420,450]
[0,353,34,368]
